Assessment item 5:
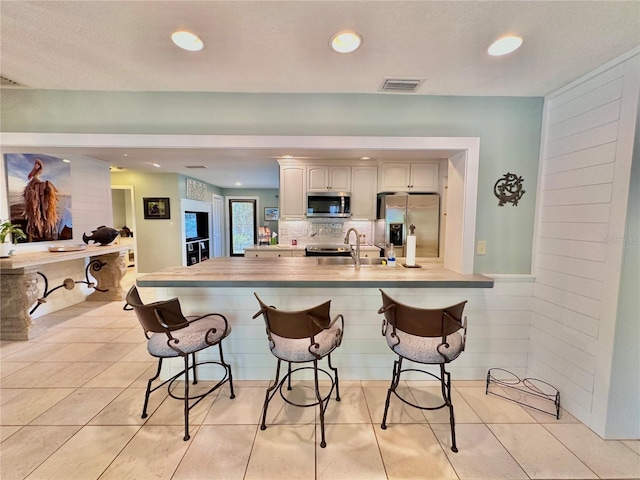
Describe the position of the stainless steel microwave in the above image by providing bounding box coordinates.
[307,192,351,218]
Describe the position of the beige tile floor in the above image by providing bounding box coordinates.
[1,273,639,479]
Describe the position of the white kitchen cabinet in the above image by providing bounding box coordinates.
[350,166,378,219]
[410,163,439,191]
[307,166,351,192]
[378,162,439,193]
[279,165,306,217]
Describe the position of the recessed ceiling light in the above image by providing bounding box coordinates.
[360,156,372,160]
[152,163,161,168]
[123,153,128,157]
[281,155,293,159]
[62,158,71,163]
[487,35,523,56]
[330,31,362,54]
[171,30,204,52]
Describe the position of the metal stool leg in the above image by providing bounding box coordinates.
[328,353,340,401]
[440,364,457,452]
[314,358,328,448]
[218,342,235,399]
[287,362,293,390]
[142,358,162,419]
[183,355,191,441]
[261,358,282,430]
[191,352,198,384]
[381,356,403,429]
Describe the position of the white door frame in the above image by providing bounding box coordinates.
[212,193,224,257]
[225,195,259,256]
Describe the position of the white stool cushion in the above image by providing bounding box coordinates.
[269,324,342,362]
[147,317,230,357]
[386,329,463,364]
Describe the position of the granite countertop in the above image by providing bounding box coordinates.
[0,243,131,270]
[137,256,493,288]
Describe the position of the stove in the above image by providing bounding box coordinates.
[304,244,352,257]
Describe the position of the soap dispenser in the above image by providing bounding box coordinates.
[386,244,397,267]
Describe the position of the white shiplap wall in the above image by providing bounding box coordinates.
[531,50,639,437]
[69,155,114,241]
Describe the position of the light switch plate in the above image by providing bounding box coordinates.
[476,240,486,255]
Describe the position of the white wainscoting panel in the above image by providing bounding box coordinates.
[148,275,533,382]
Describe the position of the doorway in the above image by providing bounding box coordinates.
[228,197,258,256]
[212,194,224,257]
[110,184,137,275]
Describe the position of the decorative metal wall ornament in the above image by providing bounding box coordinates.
[494,172,525,206]
[186,178,207,201]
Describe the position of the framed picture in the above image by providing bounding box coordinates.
[264,207,279,221]
[143,197,170,219]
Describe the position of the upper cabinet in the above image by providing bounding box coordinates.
[307,166,351,192]
[350,166,378,219]
[279,165,306,217]
[378,162,439,193]
[278,160,440,220]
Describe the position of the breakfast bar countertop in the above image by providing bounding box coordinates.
[136,256,494,288]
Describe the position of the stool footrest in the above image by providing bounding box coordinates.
[277,365,336,408]
[390,367,449,411]
[167,360,231,405]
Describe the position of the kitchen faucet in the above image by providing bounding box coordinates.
[344,227,361,269]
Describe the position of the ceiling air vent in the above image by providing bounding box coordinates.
[185,165,208,169]
[379,78,424,93]
[0,75,25,87]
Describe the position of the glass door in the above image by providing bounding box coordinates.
[229,199,257,256]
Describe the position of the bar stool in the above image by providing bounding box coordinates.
[125,285,235,441]
[252,293,344,448]
[377,289,467,452]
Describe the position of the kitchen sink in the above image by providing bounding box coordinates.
[315,257,386,266]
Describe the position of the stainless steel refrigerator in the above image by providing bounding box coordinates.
[377,194,440,257]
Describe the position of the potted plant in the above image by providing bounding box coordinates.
[0,219,26,257]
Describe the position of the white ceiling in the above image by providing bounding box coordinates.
[1,1,638,188]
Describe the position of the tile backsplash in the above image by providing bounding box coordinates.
[278,219,374,247]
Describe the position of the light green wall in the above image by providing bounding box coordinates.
[178,174,223,197]
[110,171,181,273]
[2,89,544,273]
[111,189,126,229]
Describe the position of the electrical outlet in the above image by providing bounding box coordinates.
[476,240,486,255]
